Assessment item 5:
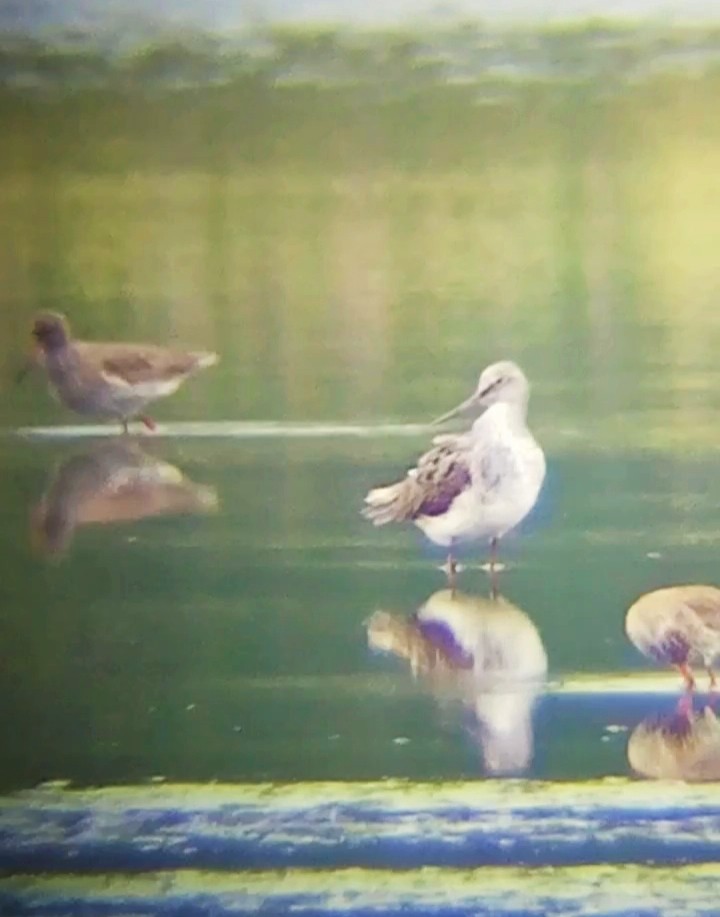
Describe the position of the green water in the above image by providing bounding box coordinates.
[2,49,720,790]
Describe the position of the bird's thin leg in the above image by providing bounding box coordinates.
[444,552,458,593]
[14,358,33,385]
[677,661,696,692]
[121,419,129,435]
[488,537,499,571]
[707,666,717,694]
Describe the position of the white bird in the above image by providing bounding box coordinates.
[363,360,545,584]
[366,588,548,775]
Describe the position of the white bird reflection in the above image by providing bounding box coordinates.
[32,439,218,556]
[627,702,720,781]
[366,588,547,775]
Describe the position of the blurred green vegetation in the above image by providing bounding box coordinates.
[2,20,720,175]
[3,19,720,447]
[3,18,720,92]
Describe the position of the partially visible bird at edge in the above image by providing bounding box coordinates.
[18,312,219,433]
[626,585,720,696]
[362,360,546,588]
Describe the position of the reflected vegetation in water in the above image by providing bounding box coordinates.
[3,19,720,450]
[627,703,720,781]
[367,588,547,775]
[31,439,218,556]
[4,20,720,94]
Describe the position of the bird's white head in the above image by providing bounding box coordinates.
[432,360,530,425]
[474,361,529,408]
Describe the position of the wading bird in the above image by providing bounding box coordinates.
[363,360,545,586]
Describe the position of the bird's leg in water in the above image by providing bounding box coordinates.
[121,419,129,435]
[14,359,34,385]
[489,537,498,568]
[707,666,717,694]
[488,537,500,595]
[441,552,458,593]
[677,661,696,692]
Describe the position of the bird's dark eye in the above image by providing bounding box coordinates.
[479,377,504,398]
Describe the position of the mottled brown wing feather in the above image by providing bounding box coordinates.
[411,442,472,519]
[77,342,200,384]
[681,589,720,630]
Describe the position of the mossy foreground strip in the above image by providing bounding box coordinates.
[0,778,719,873]
[1,864,719,916]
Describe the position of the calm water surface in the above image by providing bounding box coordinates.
[2,72,720,793]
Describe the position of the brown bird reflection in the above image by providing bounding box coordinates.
[32,440,218,555]
[366,588,547,775]
[627,703,720,781]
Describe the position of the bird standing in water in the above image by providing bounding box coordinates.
[22,312,218,433]
[363,360,545,586]
[625,585,720,692]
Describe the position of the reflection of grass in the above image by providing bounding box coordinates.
[2,22,720,182]
[1,66,719,175]
[3,20,720,95]
[3,24,720,445]
[3,158,720,447]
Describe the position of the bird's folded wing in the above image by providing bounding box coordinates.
[78,342,206,385]
[677,593,720,632]
[412,442,473,518]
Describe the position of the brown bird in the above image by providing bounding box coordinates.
[625,585,720,692]
[24,312,218,432]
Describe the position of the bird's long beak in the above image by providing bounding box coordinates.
[431,392,481,426]
[14,357,35,385]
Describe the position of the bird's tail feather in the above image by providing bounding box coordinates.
[192,351,219,370]
[362,480,417,525]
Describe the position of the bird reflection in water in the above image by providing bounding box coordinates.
[366,588,547,775]
[627,701,720,781]
[32,439,218,556]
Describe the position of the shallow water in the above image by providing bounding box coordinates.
[2,53,720,913]
[0,425,719,790]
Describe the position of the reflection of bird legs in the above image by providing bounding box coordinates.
[489,574,499,600]
[676,689,694,718]
[707,666,717,692]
